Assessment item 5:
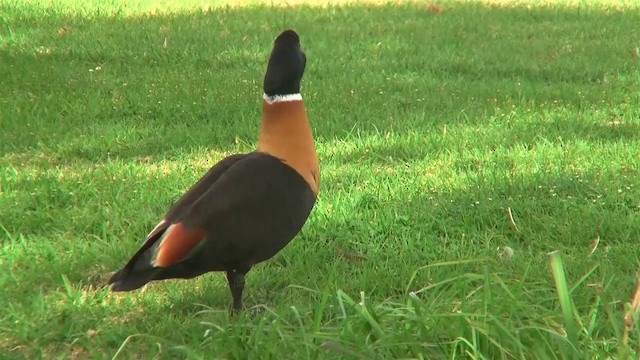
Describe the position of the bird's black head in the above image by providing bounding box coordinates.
[263,30,306,97]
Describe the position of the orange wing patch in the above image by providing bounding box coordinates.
[153,223,207,268]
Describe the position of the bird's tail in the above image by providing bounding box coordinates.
[108,249,160,291]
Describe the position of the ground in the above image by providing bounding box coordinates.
[1,0,639,358]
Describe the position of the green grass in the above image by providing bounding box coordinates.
[1,0,640,358]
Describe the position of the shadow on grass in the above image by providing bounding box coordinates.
[1,1,639,161]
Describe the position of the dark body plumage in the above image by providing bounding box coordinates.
[108,29,319,310]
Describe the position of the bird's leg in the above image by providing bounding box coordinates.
[226,270,245,312]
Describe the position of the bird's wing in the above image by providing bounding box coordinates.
[108,153,248,289]
[110,151,316,291]
[150,151,307,267]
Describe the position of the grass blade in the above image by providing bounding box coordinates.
[548,251,580,358]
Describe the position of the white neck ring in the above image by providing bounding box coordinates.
[263,93,302,104]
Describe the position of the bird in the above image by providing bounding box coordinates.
[107,29,319,311]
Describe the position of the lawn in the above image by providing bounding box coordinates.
[1,0,640,358]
